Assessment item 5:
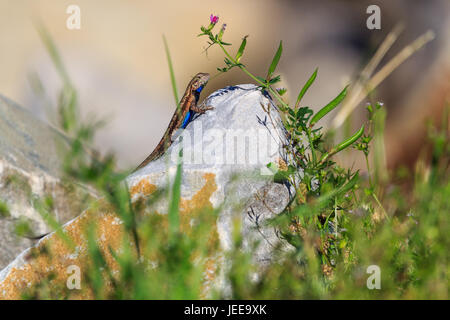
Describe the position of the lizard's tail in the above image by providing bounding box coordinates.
[134,145,162,172]
[133,130,171,172]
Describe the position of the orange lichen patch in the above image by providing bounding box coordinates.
[179,173,217,225]
[179,173,219,250]
[129,178,157,197]
[203,256,218,284]
[277,157,288,171]
[0,201,127,300]
[200,255,220,299]
[0,173,220,300]
[179,173,221,294]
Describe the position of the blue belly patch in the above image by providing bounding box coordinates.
[181,111,192,129]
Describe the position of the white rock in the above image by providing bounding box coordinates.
[128,84,293,264]
[0,94,95,269]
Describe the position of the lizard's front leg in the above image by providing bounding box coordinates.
[191,101,214,114]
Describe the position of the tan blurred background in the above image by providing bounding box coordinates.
[0,0,449,169]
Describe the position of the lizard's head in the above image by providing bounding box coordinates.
[191,72,210,94]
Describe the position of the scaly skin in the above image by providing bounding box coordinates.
[135,72,212,171]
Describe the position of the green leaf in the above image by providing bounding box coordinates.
[320,124,365,163]
[274,165,297,183]
[266,162,278,174]
[268,75,281,84]
[0,200,10,218]
[266,162,296,183]
[334,172,360,197]
[36,23,71,87]
[235,36,248,62]
[163,35,179,108]
[14,218,32,237]
[267,41,283,80]
[224,57,233,66]
[86,223,108,298]
[335,124,365,153]
[256,75,267,83]
[33,196,75,250]
[310,85,348,127]
[295,68,317,109]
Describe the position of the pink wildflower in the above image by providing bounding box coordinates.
[210,14,219,24]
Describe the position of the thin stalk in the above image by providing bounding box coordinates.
[217,42,290,110]
[365,154,373,188]
[372,192,389,220]
[306,129,317,166]
[334,197,338,238]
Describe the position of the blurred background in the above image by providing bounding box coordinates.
[0,0,448,170]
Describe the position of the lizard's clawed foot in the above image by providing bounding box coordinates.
[192,105,214,114]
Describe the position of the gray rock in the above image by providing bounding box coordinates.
[128,84,293,265]
[0,95,93,269]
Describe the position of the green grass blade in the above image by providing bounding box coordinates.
[163,34,179,107]
[0,200,10,218]
[33,197,75,250]
[295,68,317,109]
[310,85,348,127]
[373,107,387,184]
[168,150,183,238]
[267,41,283,80]
[36,23,71,87]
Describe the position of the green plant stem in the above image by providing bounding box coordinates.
[163,35,179,107]
[365,154,373,189]
[217,42,289,110]
[306,129,317,166]
[365,153,388,220]
[334,197,338,237]
[372,192,389,220]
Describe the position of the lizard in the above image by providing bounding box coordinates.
[135,72,212,171]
